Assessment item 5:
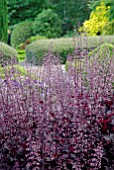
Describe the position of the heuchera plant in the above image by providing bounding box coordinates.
[0,52,114,170]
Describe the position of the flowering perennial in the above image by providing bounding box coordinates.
[0,53,114,169]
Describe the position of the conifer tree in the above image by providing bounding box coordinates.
[0,0,8,43]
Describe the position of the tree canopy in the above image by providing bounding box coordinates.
[8,0,91,34]
[2,0,114,39]
[8,0,51,26]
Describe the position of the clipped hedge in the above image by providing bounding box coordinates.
[11,20,33,48]
[26,38,75,64]
[26,36,114,65]
[0,42,18,66]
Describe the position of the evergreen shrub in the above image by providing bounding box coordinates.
[0,42,18,66]
[0,0,8,43]
[11,20,33,48]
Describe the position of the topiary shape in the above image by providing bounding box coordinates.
[11,20,33,48]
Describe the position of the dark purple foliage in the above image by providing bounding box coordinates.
[0,52,114,169]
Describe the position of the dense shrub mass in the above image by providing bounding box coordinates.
[0,51,114,169]
[11,20,33,48]
[26,38,75,64]
[26,36,114,65]
[33,9,62,38]
[102,20,114,35]
[0,42,18,66]
[79,0,114,36]
[79,1,109,36]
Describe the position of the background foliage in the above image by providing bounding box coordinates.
[50,0,91,34]
[33,9,62,38]
[8,0,91,35]
[0,0,114,49]
[8,0,51,26]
